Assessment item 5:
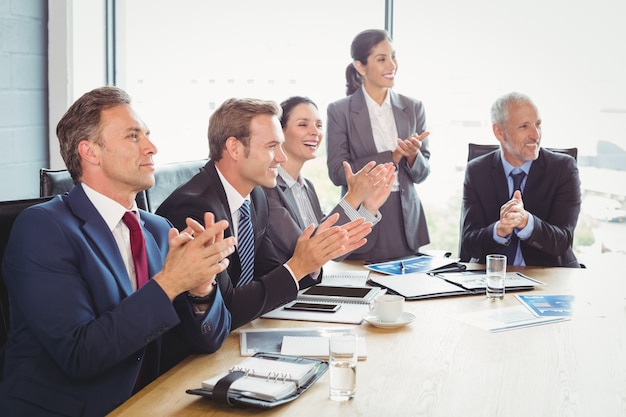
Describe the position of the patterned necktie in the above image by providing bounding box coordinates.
[503,171,527,264]
[236,200,255,287]
[510,171,526,198]
[122,211,149,289]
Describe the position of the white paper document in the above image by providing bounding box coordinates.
[369,272,466,299]
[453,305,570,332]
[280,335,367,360]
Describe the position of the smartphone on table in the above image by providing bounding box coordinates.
[283,301,341,313]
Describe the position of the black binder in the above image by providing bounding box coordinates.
[186,352,328,409]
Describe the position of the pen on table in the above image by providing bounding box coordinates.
[400,261,405,274]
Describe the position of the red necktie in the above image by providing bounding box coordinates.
[122,211,149,289]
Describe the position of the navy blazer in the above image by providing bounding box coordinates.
[0,185,230,417]
[156,161,299,329]
[460,148,581,267]
[326,88,431,253]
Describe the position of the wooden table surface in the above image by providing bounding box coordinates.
[108,261,626,417]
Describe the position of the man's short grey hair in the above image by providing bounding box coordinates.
[490,92,536,128]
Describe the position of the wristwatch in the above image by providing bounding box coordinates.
[187,290,213,304]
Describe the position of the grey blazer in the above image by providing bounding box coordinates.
[326,88,431,253]
[263,175,355,287]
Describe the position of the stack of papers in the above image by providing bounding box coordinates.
[453,305,569,333]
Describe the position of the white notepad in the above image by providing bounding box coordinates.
[280,335,367,360]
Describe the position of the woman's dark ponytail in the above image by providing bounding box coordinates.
[344,29,392,96]
[345,63,362,96]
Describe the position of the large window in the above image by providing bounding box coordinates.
[114,0,626,267]
[392,0,626,266]
[116,0,383,212]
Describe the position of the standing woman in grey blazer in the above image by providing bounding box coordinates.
[326,29,432,262]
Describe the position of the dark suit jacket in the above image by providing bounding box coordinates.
[326,88,430,254]
[460,148,581,267]
[0,185,230,417]
[156,161,299,329]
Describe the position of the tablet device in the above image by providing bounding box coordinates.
[298,285,381,303]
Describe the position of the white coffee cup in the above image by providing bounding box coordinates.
[369,294,404,322]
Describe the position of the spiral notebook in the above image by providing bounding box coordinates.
[186,353,328,408]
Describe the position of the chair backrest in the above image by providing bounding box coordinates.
[0,197,54,347]
[40,168,149,211]
[39,168,74,197]
[146,159,207,213]
[467,143,578,161]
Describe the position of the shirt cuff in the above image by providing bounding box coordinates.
[515,214,534,240]
[493,223,510,244]
[282,263,300,291]
[338,198,381,225]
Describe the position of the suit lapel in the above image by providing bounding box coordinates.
[350,89,379,156]
[66,186,135,297]
[141,218,163,282]
[523,149,547,208]
[205,161,235,238]
[205,161,242,279]
[304,179,324,220]
[389,91,410,139]
[490,150,510,203]
[276,176,307,229]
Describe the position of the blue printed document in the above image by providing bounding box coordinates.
[365,255,463,275]
[516,295,575,317]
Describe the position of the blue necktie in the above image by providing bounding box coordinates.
[503,171,526,264]
[236,200,255,287]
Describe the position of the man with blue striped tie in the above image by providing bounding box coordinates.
[157,98,374,330]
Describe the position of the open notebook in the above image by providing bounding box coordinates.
[368,271,543,300]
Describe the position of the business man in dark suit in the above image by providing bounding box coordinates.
[157,98,372,329]
[0,87,234,417]
[460,92,581,267]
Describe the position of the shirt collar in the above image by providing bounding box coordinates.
[81,182,139,231]
[362,85,392,110]
[499,151,533,177]
[278,166,305,189]
[214,165,249,217]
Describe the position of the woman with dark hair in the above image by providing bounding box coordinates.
[263,96,394,287]
[326,29,432,262]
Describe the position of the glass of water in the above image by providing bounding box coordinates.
[486,254,507,300]
[329,334,357,401]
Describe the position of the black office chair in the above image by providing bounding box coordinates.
[467,143,578,161]
[39,168,74,197]
[39,168,149,211]
[0,196,54,373]
[145,159,207,213]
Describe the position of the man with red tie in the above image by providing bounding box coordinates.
[0,86,234,416]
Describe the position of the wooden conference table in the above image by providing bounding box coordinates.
[108,261,626,417]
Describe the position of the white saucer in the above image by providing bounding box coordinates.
[363,312,416,328]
